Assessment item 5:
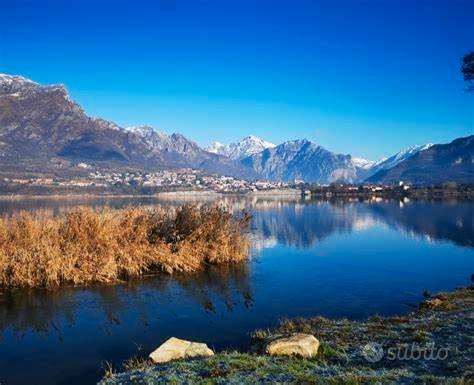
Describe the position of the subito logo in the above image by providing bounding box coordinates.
[361,342,384,363]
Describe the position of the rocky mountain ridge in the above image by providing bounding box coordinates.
[367,136,474,185]
[0,73,471,185]
[0,74,256,179]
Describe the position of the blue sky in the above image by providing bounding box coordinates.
[1,0,472,160]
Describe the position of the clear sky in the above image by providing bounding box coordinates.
[1,0,472,160]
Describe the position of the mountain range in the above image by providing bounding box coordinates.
[0,74,255,179]
[0,74,472,185]
[220,138,443,184]
[367,136,474,185]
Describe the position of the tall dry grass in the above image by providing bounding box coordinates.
[0,205,251,289]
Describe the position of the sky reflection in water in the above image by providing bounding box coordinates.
[0,196,472,385]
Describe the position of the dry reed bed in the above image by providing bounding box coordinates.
[0,205,251,289]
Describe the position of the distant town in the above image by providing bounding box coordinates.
[1,166,290,195]
[1,164,472,198]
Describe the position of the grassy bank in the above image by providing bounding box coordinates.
[0,205,250,289]
[100,286,473,384]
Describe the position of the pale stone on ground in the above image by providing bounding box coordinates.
[149,337,214,363]
[265,333,320,358]
[426,298,443,308]
[420,297,444,309]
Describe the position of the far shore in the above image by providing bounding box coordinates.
[0,184,472,204]
[0,189,293,200]
[0,191,223,200]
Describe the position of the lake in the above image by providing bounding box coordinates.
[0,196,472,385]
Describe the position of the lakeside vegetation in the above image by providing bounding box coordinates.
[0,205,251,289]
[101,286,474,384]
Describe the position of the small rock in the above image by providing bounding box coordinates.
[149,337,214,363]
[421,298,444,309]
[265,333,319,358]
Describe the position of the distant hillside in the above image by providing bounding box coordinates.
[366,135,474,185]
[368,144,433,175]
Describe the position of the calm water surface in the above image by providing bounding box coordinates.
[0,196,472,385]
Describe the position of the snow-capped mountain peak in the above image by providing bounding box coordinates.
[127,125,167,137]
[351,157,375,170]
[126,125,171,149]
[242,138,359,183]
[206,135,276,160]
[371,143,433,172]
[0,74,40,92]
[206,141,226,154]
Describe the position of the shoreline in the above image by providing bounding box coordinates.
[0,190,473,201]
[0,191,224,200]
[100,286,474,384]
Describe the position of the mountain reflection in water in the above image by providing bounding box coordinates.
[250,198,473,249]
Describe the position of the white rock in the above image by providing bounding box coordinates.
[265,333,320,358]
[149,337,214,363]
